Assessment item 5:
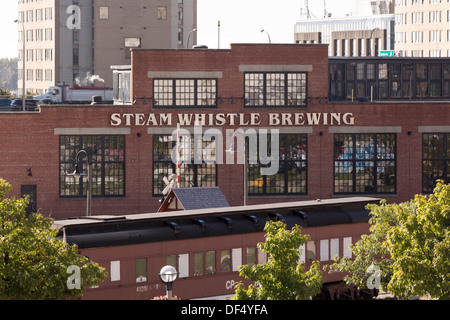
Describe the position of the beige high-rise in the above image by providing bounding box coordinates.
[394,0,450,57]
[17,0,197,94]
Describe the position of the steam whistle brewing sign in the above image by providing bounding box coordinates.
[110,112,355,127]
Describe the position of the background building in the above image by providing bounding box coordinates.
[295,0,395,57]
[17,0,197,93]
[294,15,395,57]
[394,0,450,57]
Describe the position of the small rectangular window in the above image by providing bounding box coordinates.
[343,237,353,258]
[330,238,340,260]
[206,251,216,275]
[167,255,177,268]
[157,7,167,20]
[136,258,147,283]
[422,133,450,192]
[258,247,267,264]
[221,250,231,273]
[306,241,316,262]
[179,254,189,278]
[232,248,242,271]
[99,7,109,19]
[125,37,141,48]
[246,247,256,266]
[153,79,217,108]
[320,239,329,262]
[194,252,204,276]
[244,72,307,107]
[111,261,120,281]
[298,244,306,263]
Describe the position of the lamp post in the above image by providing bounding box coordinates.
[14,19,25,112]
[260,29,271,44]
[370,27,380,57]
[159,265,178,300]
[186,28,197,48]
[68,149,92,217]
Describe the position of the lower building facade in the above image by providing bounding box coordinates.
[0,44,449,220]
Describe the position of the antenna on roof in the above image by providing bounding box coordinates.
[300,0,315,19]
[323,0,332,18]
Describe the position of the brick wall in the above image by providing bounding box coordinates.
[1,44,449,220]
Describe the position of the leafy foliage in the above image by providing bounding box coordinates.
[233,221,323,300]
[0,179,107,299]
[0,58,18,91]
[328,181,450,300]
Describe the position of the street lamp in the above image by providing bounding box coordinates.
[370,27,380,57]
[260,29,271,44]
[14,19,25,112]
[186,28,197,48]
[68,149,92,216]
[159,265,178,300]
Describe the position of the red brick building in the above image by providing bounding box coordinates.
[1,44,449,220]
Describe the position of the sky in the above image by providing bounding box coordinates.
[0,0,356,59]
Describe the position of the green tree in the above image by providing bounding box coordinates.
[0,58,18,91]
[328,181,450,300]
[0,179,107,300]
[233,221,323,300]
[0,86,11,96]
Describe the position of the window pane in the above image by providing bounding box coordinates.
[320,239,329,262]
[245,72,306,107]
[334,134,354,193]
[378,63,388,79]
[334,133,396,194]
[136,258,147,283]
[356,63,365,80]
[194,252,204,276]
[220,250,231,273]
[178,253,189,278]
[154,79,173,106]
[306,241,316,262]
[266,73,285,106]
[367,64,375,80]
[248,134,307,195]
[153,135,217,196]
[391,63,402,97]
[197,79,217,106]
[287,73,306,106]
[423,134,445,159]
[167,255,177,268]
[422,133,449,193]
[246,247,256,266]
[175,79,195,106]
[105,163,125,196]
[232,248,242,272]
[111,261,120,282]
[245,73,264,106]
[59,135,125,198]
[205,251,216,275]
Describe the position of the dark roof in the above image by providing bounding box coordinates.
[159,187,230,212]
[53,197,380,249]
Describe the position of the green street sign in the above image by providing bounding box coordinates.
[380,50,394,57]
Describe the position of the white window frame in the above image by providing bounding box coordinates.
[110,261,121,281]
